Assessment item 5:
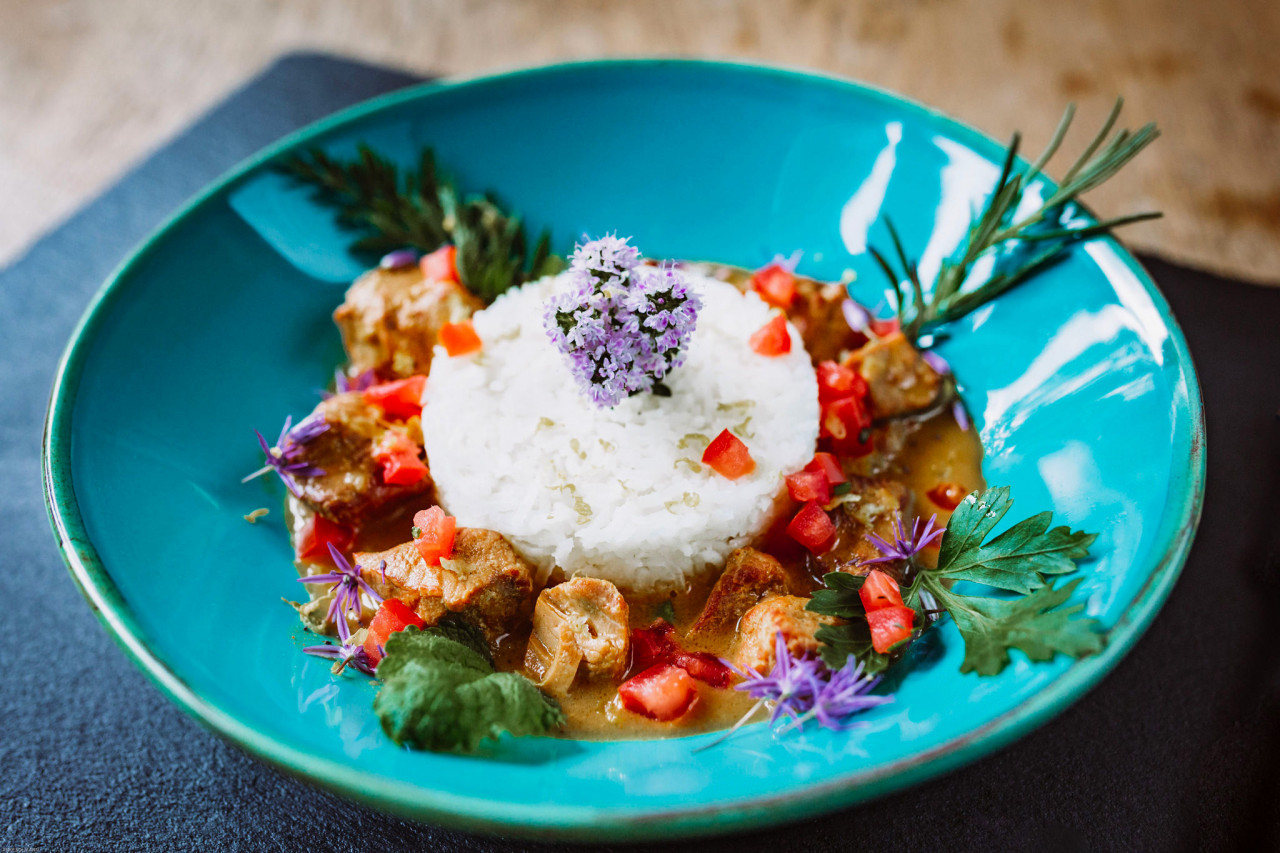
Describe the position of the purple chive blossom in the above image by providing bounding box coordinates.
[952,400,971,432]
[698,632,891,751]
[298,542,384,625]
[328,367,377,397]
[920,349,951,376]
[863,513,945,566]
[243,414,329,496]
[843,299,871,333]
[544,235,702,408]
[379,248,418,270]
[303,606,376,676]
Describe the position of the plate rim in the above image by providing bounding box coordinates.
[41,57,1206,841]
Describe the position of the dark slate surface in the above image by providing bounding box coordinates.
[4,52,1278,852]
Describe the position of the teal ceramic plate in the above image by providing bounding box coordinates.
[43,60,1204,841]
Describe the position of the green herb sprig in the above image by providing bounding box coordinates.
[870,99,1161,343]
[279,145,563,302]
[374,623,564,753]
[808,486,1105,676]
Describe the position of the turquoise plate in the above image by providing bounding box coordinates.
[43,60,1204,841]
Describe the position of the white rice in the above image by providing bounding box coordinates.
[420,270,819,590]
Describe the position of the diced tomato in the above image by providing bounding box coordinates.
[748,314,791,356]
[927,482,969,511]
[859,570,904,612]
[815,360,866,403]
[617,664,699,722]
[296,514,354,563]
[787,501,837,554]
[363,598,427,667]
[702,429,755,480]
[804,452,846,486]
[371,431,428,486]
[439,319,482,357]
[866,605,915,653]
[412,506,456,565]
[631,620,680,671]
[785,468,831,505]
[674,652,732,688]
[869,317,900,338]
[420,244,458,283]
[820,394,872,442]
[750,263,796,309]
[364,375,427,420]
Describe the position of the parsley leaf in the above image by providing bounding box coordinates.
[374,626,564,753]
[937,487,1097,593]
[807,485,1105,677]
[921,576,1104,676]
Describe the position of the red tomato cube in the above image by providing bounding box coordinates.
[364,375,427,420]
[866,605,915,653]
[785,468,832,504]
[787,501,837,554]
[859,570,904,612]
[815,360,865,403]
[749,263,796,309]
[748,314,791,356]
[364,598,427,666]
[439,319,482,357]
[673,652,732,688]
[420,244,458,283]
[617,664,700,721]
[702,429,755,480]
[630,620,680,672]
[412,506,456,565]
[295,514,354,564]
[804,452,846,486]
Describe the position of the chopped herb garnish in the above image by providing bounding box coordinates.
[808,486,1105,675]
[278,145,563,302]
[374,625,564,752]
[411,526,422,539]
[870,99,1160,344]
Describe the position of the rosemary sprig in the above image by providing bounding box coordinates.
[278,145,563,302]
[870,98,1161,343]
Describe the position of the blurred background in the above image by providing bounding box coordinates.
[3,0,1278,282]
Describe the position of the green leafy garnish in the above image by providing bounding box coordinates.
[279,145,563,301]
[807,486,1104,676]
[374,625,564,752]
[870,98,1161,343]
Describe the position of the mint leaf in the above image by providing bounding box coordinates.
[924,576,1105,676]
[374,626,564,752]
[937,487,1096,593]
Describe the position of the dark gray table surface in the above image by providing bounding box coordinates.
[3,53,1278,852]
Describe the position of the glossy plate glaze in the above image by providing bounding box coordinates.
[43,61,1203,840]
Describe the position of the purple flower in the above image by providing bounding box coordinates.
[863,514,945,565]
[298,543,384,625]
[952,400,971,432]
[303,606,376,676]
[333,367,377,395]
[242,414,329,496]
[843,299,871,333]
[920,349,952,376]
[698,632,891,750]
[545,236,702,408]
[809,656,892,731]
[379,249,418,270]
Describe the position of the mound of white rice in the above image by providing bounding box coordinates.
[420,269,819,590]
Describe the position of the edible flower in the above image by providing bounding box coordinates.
[379,248,418,271]
[697,632,890,750]
[302,602,376,676]
[544,235,702,408]
[243,414,329,497]
[334,368,377,394]
[298,542,384,625]
[863,513,945,565]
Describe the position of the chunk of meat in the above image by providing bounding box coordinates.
[525,577,629,695]
[333,265,484,379]
[812,477,913,577]
[787,280,869,364]
[357,528,535,643]
[688,548,789,638]
[841,419,919,479]
[730,595,838,675]
[842,331,943,418]
[289,392,431,528]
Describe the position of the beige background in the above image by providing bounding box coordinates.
[3,0,1278,282]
